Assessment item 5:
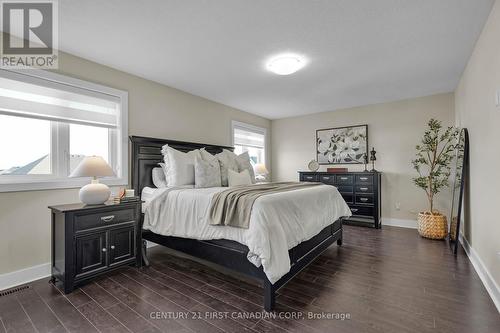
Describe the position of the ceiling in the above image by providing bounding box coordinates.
[59,0,494,119]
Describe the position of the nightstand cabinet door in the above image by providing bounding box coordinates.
[75,231,108,278]
[109,225,136,266]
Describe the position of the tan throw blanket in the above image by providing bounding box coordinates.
[209,182,322,229]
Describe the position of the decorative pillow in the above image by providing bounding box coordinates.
[158,162,168,180]
[165,146,201,186]
[152,167,168,188]
[216,149,239,186]
[228,169,252,187]
[233,151,256,184]
[194,156,221,188]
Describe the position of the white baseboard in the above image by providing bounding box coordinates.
[459,234,500,313]
[0,262,51,291]
[382,218,417,229]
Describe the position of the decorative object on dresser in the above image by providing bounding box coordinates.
[326,167,348,173]
[69,156,115,205]
[412,119,460,240]
[449,128,469,255]
[369,147,377,172]
[299,171,382,228]
[254,163,269,181]
[48,200,142,293]
[307,159,319,172]
[316,124,368,164]
[363,153,369,171]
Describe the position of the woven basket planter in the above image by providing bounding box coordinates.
[417,212,448,240]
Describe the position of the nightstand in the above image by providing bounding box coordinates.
[48,200,142,293]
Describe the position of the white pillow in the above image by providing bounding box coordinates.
[152,167,168,188]
[194,156,221,188]
[228,169,252,187]
[216,149,239,187]
[165,146,201,186]
[234,151,256,184]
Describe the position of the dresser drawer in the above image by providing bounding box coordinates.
[355,194,374,205]
[341,193,354,204]
[300,173,318,182]
[75,208,136,231]
[355,185,373,193]
[355,174,373,184]
[349,205,374,217]
[318,174,335,184]
[337,185,353,193]
[335,175,354,185]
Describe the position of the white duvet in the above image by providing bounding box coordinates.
[142,184,351,283]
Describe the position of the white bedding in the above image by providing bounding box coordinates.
[142,184,351,283]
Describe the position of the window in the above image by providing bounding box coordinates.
[0,69,128,192]
[232,121,267,166]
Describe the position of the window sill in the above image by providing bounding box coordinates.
[0,177,128,193]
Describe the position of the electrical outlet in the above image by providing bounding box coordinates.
[395,202,401,210]
[496,90,500,108]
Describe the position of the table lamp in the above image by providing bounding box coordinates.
[69,156,115,205]
[254,163,269,181]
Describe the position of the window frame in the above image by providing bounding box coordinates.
[0,68,128,193]
[231,120,267,165]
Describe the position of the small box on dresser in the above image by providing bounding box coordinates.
[48,200,143,293]
[299,171,382,228]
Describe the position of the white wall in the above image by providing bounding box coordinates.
[272,93,455,222]
[455,0,500,294]
[0,51,271,276]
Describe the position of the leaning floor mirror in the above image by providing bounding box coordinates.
[449,128,469,255]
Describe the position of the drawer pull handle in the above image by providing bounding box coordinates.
[340,177,348,180]
[110,245,115,250]
[351,208,359,212]
[100,215,115,222]
[322,177,329,180]
[102,248,107,252]
[360,187,368,191]
[360,177,368,181]
[360,198,369,202]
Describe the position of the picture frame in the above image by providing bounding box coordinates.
[316,124,368,164]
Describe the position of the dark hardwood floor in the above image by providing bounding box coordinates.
[1,225,499,333]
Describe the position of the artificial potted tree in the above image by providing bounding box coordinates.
[412,119,459,239]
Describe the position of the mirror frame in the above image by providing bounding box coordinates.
[449,128,469,255]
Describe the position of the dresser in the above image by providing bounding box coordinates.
[48,201,142,293]
[299,171,382,228]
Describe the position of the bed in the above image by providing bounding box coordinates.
[130,135,349,311]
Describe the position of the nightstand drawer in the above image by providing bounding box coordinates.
[355,185,373,193]
[356,174,373,184]
[349,205,374,217]
[336,175,354,185]
[355,194,374,205]
[75,208,135,231]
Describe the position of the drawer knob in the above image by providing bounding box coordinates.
[340,177,348,180]
[100,215,115,222]
[360,187,368,191]
[102,248,107,252]
[360,198,369,202]
[360,177,368,180]
[110,245,115,250]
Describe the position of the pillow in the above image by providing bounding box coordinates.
[216,149,239,186]
[158,162,168,180]
[228,169,252,187]
[194,156,221,188]
[152,167,168,188]
[165,146,201,186]
[233,151,256,184]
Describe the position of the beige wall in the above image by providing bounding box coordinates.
[271,93,455,221]
[455,0,500,288]
[0,52,271,275]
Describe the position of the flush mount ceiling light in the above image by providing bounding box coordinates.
[266,54,306,75]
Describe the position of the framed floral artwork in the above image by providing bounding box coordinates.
[316,125,368,164]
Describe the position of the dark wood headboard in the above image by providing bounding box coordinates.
[129,136,234,195]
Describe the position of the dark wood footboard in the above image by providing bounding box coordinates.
[142,219,343,311]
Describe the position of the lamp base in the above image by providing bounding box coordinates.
[79,180,110,205]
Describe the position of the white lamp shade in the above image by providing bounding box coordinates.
[254,163,269,175]
[69,156,115,178]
